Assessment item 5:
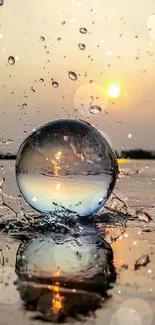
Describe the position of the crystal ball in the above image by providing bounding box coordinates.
[16,119,118,216]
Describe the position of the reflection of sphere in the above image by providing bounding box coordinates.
[15,231,116,320]
[16,119,118,216]
[15,230,114,284]
[74,83,108,117]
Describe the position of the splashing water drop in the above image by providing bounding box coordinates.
[40,36,45,42]
[79,27,87,34]
[78,43,86,50]
[89,105,102,115]
[68,71,77,81]
[52,81,59,88]
[22,103,27,109]
[30,87,35,93]
[16,119,118,217]
[8,56,15,65]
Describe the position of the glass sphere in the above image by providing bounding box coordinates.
[16,119,118,216]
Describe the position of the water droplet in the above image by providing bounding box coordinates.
[8,56,15,65]
[52,81,59,88]
[22,103,27,109]
[68,71,77,81]
[30,87,35,93]
[40,36,45,42]
[79,27,87,34]
[1,165,4,171]
[62,21,66,25]
[0,0,4,6]
[57,37,61,41]
[89,105,102,115]
[39,78,44,83]
[16,119,118,217]
[78,43,86,50]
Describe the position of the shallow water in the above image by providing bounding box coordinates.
[1,159,155,212]
[0,159,155,324]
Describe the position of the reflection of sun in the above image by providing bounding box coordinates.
[107,84,120,98]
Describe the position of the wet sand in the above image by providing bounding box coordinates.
[0,160,155,324]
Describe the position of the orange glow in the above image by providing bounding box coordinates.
[48,283,62,314]
[55,151,62,160]
[56,183,61,191]
[51,159,60,177]
[111,240,123,268]
[110,203,116,209]
[53,270,60,277]
[107,83,121,98]
[117,158,128,163]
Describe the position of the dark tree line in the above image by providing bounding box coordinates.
[0,149,155,160]
[119,149,155,159]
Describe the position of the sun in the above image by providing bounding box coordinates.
[107,83,120,98]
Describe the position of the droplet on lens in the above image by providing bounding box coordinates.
[68,71,77,81]
[89,105,102,115]
[39,78,44,83]
[78,43,86,50]
[0,0,4,6]
[79,27,87,34]
[8,56,15,65]
[16,119,118,217]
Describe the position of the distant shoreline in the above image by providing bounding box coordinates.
[0,156,155,161]
[0,156,16,160]
[1,149,155,160]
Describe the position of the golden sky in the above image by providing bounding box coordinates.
[0,0,155,153]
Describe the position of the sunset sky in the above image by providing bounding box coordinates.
[0,0,155,154]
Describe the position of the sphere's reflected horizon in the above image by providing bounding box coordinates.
[16,119,118,216]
